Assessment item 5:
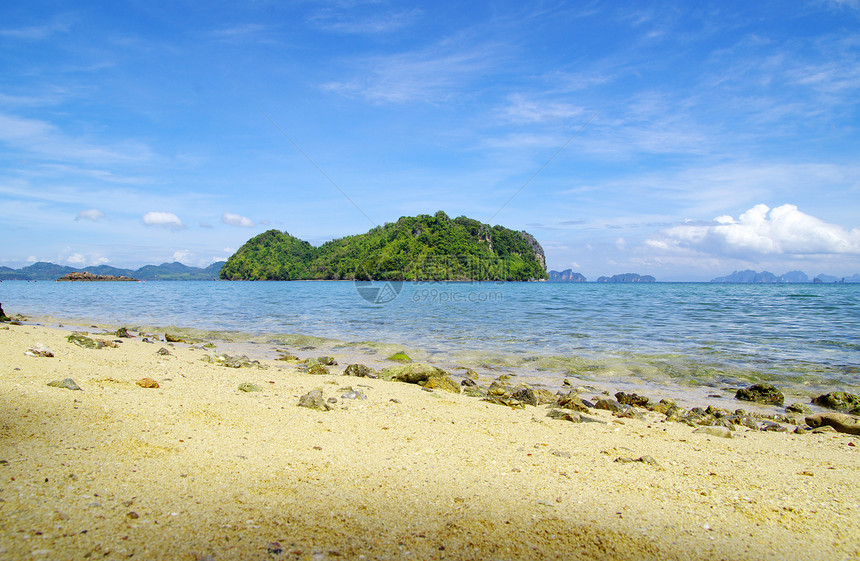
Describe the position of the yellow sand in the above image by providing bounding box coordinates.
[1,323,858,560]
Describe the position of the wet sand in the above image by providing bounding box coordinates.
[1,322,858,560]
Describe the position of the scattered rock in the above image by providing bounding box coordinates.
[237,382,262,393]
[25,344,54,357]
[298,389,331,411]
[341,390,367,400]
[211,354,265,369]
[116,327,132,338]
[276,352,298,361]
[47,378,82,391]
[0,303,9,322]
[786,402,812,414]
[812,392,860,415]
[556,392,590,413]
[805,412,860,435]
[693,426,732,438]
[381,363,447,384]
[136,378,159,389]
[510,387,539,406]
[156,347,171,356]
[594,398,624,413]
[164,333,185,343]
[615,392,650,407]
[67,333,103,349]
[344,364,377,378]
[615,455,660,466]
[547,409,581,422]
[422,375,461,394]
[318,356,337,366]
[300,359,330,375]
[735,383,784,406]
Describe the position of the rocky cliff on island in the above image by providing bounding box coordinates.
[57,271,139,282]
[220,211,547,281]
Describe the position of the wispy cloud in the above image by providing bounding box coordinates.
[221,212,255,227]
[142,211,185,231]
[309,7,422,34]
[0,112,153,165]
[75,209,105,222]
[321,38,505,103]
[0,17,72,40]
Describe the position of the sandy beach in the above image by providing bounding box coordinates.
[1,321,858,560]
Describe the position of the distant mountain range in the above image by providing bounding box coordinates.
[0,261,225,281]
[547,270,656,282]
[710,270,860,283]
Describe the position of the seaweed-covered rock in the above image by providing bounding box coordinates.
[422,375,461,394]
[0,303,9,322]
[318,356,337,366]
[386,352,412,363]
[298,389,331,411]
[164,333,185,343]
[116,327,132,338]
[215,354,265,369]
[344,364,377,378]
[786,402,812,415]
[735,383,784,405]
[381,363,447,384]
[67,333,101,349]
[615,392,650,407]
[510,387,539,406]
[811,392,860,414]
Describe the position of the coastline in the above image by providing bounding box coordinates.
[1,320,858,560]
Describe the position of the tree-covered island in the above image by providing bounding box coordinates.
[220,211,547,281]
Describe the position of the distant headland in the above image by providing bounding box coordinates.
[710,270,860,284]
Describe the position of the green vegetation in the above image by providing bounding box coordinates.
[219,211,547,281]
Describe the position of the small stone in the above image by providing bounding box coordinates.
[594,398,623,413]
[164,333,184,343]
[693,426,732,438]
[136,378,159,389]
[47,378,82,391]
[156,347,171,356]
[556,392,589,413]
[382,363,447,384]
[67,333,102,349]
[344,364,377,378]
[25,344,54,357]
[342,390,367,400]
[318,356,337,366]
[237,382,262,393]
[547,409,581,423]
[116,327,132,338]
[126,511,139,519]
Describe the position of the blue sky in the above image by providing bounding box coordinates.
[1,1,859,281]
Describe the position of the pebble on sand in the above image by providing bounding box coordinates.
[136,378,160,389]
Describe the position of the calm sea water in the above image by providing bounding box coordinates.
[2,280,858,394]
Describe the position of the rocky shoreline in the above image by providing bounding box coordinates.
[1,315,858,560]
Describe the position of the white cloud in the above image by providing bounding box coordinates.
[172,250,193,263]
[221,212,255,227]
[26,255,38,263]
[143,211,185,230]
[66,253,86,265]
[653,204,860,257]
[75,209,105,222]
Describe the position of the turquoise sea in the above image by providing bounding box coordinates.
[2,280,859,399]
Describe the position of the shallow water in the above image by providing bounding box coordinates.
[2,280,858,399]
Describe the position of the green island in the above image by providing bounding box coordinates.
[220,211,547,281]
